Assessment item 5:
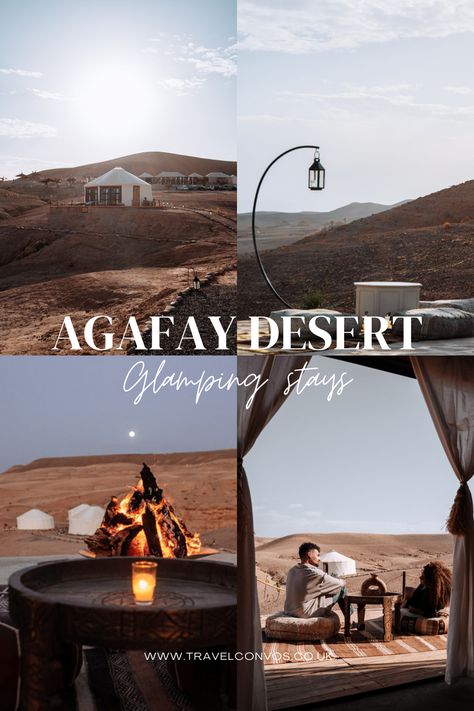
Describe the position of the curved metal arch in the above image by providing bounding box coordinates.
[251,145,320,309]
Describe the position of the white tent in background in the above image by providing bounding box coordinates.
[68,504,105,535]
[68,503,89,521]
[84,167,153,206]
[17,509,54,530]
[320,550,356,576]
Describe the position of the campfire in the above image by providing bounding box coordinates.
[86,463,201,558]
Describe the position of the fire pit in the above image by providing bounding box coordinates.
[85,463,201,558]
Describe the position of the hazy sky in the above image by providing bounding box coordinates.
[246,356,457,536]
[0,0,236,178]
[238,0,474,212]
[0,356,236,472]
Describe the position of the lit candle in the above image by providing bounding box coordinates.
[132,561,157,605]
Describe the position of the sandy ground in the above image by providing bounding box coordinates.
[0,450,236,556]
[256,532,453,615]
[0,193,236,355]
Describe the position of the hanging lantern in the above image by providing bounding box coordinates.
[308,148,325,191]
[193,275,201,290]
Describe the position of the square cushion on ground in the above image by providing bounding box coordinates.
[392,307,474,340]
[265,610,340,641]
[400,614,449,635]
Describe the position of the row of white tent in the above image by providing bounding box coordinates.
[16,505,105,535]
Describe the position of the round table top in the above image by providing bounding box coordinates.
[9,556,236,649]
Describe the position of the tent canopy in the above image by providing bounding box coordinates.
[17,508,54,530]
[85,167,150,188]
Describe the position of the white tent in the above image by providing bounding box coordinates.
[206,171,230,185]
[68,504,105,535]
[138,172,153,183]
[17,509,54,530]
[68,503,89,521]
[84,167,152,206]
[320,550,356,576]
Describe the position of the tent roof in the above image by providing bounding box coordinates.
[188,172,204,177]
[206,171,229,177]
[17,508,52,519]
[139,172,153,178]
[320,549,355,562]
[85,167,150,187]
[156,171,186,178]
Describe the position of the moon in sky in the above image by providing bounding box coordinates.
[128,431,136,438]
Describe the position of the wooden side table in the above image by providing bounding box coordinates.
[9,557,236,711]
[343,593,402,642]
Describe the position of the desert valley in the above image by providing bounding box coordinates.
[238,179,474,319]
[0,151,236,354]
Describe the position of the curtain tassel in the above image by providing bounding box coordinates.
[446,482,471,536]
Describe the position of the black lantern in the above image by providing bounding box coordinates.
[308,147,325,190]
[193,275,201,290]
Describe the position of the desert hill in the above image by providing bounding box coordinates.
[13,151,236,184]
[0,450,236,555]
[0,189,236,354]
[238,179,474,318]
[238,201,407,254]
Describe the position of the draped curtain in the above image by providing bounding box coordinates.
[411,357,474,682]
[237,355,310,711]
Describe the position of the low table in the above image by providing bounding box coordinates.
[9,556,236,711]
[344,593,402,642]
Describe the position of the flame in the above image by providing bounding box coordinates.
[97,477,201,558]
[85,463,202,559]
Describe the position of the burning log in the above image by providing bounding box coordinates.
[85,463,201,558]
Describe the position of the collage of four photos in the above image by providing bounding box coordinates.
[0,2,473,711]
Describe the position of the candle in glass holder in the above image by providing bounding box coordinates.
[132,561,157,605]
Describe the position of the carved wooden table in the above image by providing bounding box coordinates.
[343,593,402,642]
[9,557,236,711]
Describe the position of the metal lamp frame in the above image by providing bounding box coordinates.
[251,144,322,309]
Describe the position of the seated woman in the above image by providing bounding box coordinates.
[403,561,451,618]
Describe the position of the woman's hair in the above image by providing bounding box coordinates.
[422,561,452,611]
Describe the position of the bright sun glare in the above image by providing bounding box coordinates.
[77,63,152,138]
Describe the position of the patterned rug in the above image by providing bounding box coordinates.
[73,648,194,711]
[263,617,447,665]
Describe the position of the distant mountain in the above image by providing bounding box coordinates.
[238,201,408,254]
[14,151,236,182]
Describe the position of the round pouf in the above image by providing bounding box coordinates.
[265,610,340,642]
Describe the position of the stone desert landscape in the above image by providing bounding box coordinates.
[238,179,474,319]
[0,450,236,557]
[0,151,236,354]
[256,532,453,615]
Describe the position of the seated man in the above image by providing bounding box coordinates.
[284,542,348,618]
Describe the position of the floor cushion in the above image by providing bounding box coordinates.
[419,298,474,314]
[265,610,341,641]
[399,611,449,635]
[392,307,474,340]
